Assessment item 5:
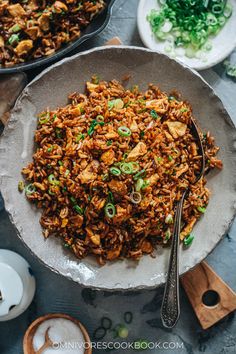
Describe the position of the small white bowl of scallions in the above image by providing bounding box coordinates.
[137,0,236,70]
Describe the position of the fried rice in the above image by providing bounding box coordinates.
[0,0,105,67]
[21,78,223,264]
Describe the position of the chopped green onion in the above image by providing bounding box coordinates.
[48,174,60,185]
[133,169,146,180]
[9,24,21,33]
[58,161,63,166]
[65,169,70,177]
[117,325,129,339]
[109,167,121,176]
[165,214,173,224]
[140,131,145,138]
[197,206,206,213]
[141,180,150,189]
[130,191,142,204]
[105,203,116,218]
[47,146,53,152]
[88,119,105,136]
[150,109,160,119]
[25,184,36,195]
[164,228,171,243]
[118,126,131,137]
[38,112,50,124]
[106,140,112,146]
[184,233,194,246]
[168,155,173,161]
[74,205,84,215]
[135,178,144,192]
[96,114,104,122]
[76,133,85,142]
[108,191,114,204]
[8,34,20,45]
[120,162,133,174]
[130,161,139,173]
[70,196,76,204]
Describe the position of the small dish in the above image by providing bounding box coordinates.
[23,313,91,354]
[137,0,236,70]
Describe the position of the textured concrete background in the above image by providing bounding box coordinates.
[0,0,236,353]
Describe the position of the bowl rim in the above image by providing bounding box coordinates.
[2,45,236,291]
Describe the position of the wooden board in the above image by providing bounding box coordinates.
[181,261,236,329]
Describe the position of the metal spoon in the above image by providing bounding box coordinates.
[161,119,205,328]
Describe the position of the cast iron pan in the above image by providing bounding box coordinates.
[0,0,116,74]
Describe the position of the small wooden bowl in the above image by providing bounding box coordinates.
[23,313,92,354]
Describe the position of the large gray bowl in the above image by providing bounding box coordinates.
[0,46,236,290]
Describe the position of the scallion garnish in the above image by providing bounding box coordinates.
[130,191,142,204]
[25,184,36,195]
[109,167,121,176]
[184,233,194,246]
[150,109,159,119]
[135,178,144,192]
[133,169,146,180]
[105,203,116,218]
[197,206,206,213]
[120,162,134,174]
[118,126,131,137]
[74,205,84,215]
[48,174,60,185]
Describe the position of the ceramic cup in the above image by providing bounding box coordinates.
[0,249,36,321]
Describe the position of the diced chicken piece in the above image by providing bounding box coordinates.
[126,142,147,161]
[112,205,131,224]
[100,149,115,165]
[176,164,188,178]
[145,98,168,113]
[8,4,26,17]
[130,120,139,132]
[166,121,187,139]
[141,240,153,253]
[108,180,127,196]
[86,82,98,92]
[0,36,4,47]
[91,196,106,210]
[53,1,68,13]
[106,245,122,260]
[79,160,99,184]
[15,40,33,56]
[38,13,50,32]
[148,174,159,186]
[69,215,83,228]
[25,27,40,40]
[105,131,119,139]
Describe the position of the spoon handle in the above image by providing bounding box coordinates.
[161,191,187,328]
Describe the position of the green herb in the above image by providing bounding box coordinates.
[58,161,63,166]
[180,108,189,113]
[108,98,124,110]
[9,24,21,33]
[120,162,134,174]
[165,214,173,224]
[109,167,121,176]
[141,180,150,189]
[88,119,105,136]
[25,184,36,195]
[8,34,20,46]
[104,203,116,218]
[150,109,159,119]
[168,155,173,161]
[73,205,84,215]
[184,233,194,246]
[76,133,85,142]
[133,169,146,180]
[65,169,70,177]
[197,206,206,213]
[47,146,53,152]
[135,178,144,192]
[140,131,145,138]
[106,140,113,146]
[108,191,114,204]
[48,174,60,185]
[118,126,131,137]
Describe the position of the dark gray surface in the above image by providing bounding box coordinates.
[0,0,236,353]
